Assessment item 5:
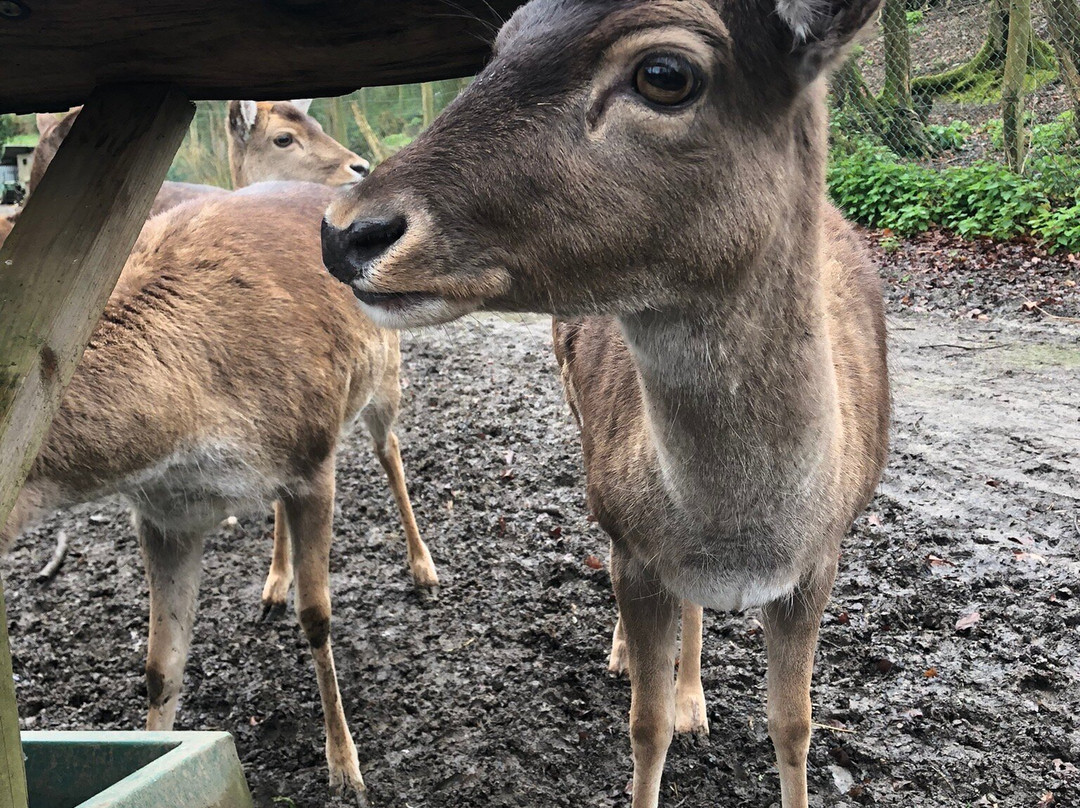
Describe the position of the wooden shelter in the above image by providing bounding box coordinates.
[0,3,521,804]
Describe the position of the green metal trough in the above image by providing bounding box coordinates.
[21,732,252,808]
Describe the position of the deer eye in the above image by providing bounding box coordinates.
[633,54,700,107]
[273,133,294,148]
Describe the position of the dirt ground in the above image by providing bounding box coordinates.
[3,246,1079,807]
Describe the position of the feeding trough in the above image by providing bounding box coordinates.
[21,732,252,808]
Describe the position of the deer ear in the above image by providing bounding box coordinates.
[289,98,313,115]
[778,0,882,83]
[35,112,61,134]
[228,100,260,141]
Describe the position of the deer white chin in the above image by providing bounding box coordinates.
[352,289,478,329]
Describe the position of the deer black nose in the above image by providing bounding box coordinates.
[351,163,370,179]
[321,215,407,286]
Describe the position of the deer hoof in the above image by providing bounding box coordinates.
[259,599,288,623]
[607,639,628,675]
[328,763,368,807]
[409,559,440,591]
[675,689,710,736]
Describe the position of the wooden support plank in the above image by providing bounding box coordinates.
[0,85,192,808]
[0,581,26,808]
[0,83,193,524]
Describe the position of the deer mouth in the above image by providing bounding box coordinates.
[349,285,481,329]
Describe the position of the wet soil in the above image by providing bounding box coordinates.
[3,300,1079,807]
[867,228,1080,321]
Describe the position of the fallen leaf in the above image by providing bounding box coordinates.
[584,555,604,570]
[866,512,882,527]
[924,667,938,678]
[955,611,981,631]
[1037,792,1054,807]
[1013,550,1047,564]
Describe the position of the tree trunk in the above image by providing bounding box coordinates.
[1003,0,1032,171]
[421,82,436,128]
[829,56,881,128]
[1044,0,1080,137]
[349,102,389,164]
[880,0,929,154]
[882,0,913,107]
[912,0,1053,99]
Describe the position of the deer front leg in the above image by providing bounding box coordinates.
[139,516,205,730]
[611,545,679,808]
[283,462,366,805]
[363,405,438,590]
[761,562,836,808]
[674,602,708,735]
[259,500,293,621]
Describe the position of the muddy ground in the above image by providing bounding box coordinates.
[3,251,1079,807]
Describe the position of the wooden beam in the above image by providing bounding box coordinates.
[0,82,192,808]
[0,1,523,114]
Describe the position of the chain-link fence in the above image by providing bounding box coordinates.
[165,80,470,189]
[4,1,1077,251]
[829,0,1080,252]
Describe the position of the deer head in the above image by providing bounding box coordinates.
[28,108,80,197]
[228,99,369,188]
[322,0,880,328]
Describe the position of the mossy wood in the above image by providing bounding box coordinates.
[0,0,523,114]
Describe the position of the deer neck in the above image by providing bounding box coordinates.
[227,142,245,189]
[618,214,839,526]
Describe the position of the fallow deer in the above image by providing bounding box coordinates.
[320,1,891,805]
[227,99,370,189]
[25,101,373,618]
[2,183,438,803]
[30,111,227,216]
[29,100,366,219]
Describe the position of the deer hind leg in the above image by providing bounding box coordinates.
[761,563,837,808]
[259,500,293,621]
[362,399,438,590]
[611,545,679,808]
[283,461,366,804]
[607,613,628,674]
[674,601,708,735]
[139,516,205,731]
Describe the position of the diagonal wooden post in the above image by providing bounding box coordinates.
[0,83,194,808]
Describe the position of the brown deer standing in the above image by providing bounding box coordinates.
[21,100,374,620]
[2,183,438,804]
[30,110,227,215]
[227,99,370,188]
[30,100,367,215]
[320,0,890,805]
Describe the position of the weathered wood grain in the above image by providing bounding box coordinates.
[0,0,523,113]
[0,83,193,527]
[0,578,26,808]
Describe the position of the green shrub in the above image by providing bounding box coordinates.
[925,121,971,152]
[827,139,1080,253]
